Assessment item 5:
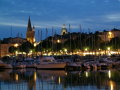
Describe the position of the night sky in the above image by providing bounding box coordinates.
[0,0,120,41]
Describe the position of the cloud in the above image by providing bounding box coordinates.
[0,22,26,27]
[19,10,33,14]
[0,14,111,30]
[105,13,120,22]
[0,16,90,30]
[0,0,120,31]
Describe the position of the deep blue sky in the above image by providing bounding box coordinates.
[0,0,120,41]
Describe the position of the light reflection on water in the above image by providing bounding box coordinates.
[0,69,120,90]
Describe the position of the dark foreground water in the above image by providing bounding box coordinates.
[0,69,120,90]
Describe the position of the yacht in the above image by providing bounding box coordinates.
[36,56,66,70]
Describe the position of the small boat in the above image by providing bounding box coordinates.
[66,62,81,71]
[98,58,113,70]
[12,62,26,69]
[13,64,26,69]
[26,63,36,68]
[0,60,12,69]
[24,58,36,68]
[36,56,66,70]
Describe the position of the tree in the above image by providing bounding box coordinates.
[86,34,102,50]
[19,41,34,56]
[9,46,17,55]
[109,37,120,50]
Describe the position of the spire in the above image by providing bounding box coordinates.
[27,16,32,31]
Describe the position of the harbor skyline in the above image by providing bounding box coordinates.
[1,1,120,90]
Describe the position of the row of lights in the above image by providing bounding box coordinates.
[13,43,120,56]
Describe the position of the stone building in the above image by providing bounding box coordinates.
[98,29,120,42]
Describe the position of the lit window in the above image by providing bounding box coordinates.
[108,32,114,39]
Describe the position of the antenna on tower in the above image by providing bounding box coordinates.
[63,24,66,28]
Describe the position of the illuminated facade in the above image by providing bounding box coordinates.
[0,44,14,57]
[99,29,120,42]
[0,37,26,57]
[61,24,68,35]
[26,17,35,43]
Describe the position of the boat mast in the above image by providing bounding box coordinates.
[37,30,40,56]
[46,28,48,56]
[104,31,107,55]
[79,24,83,59]
[0,38,1,58]
[52,27,54,55]
[38,30,40,42]
[40,29,42,56]
[88,28,91,55]
[11,25,13,37]
[79,24,82,51]
[69,24,72,55]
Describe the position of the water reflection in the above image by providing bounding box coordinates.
[108,70,111,79]
[0,69,120,90]
[85,71,89,78]
[15,73,18,81]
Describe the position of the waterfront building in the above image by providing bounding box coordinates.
[0,37,27,57]
[0,44,13,57]
[99,29,120,42]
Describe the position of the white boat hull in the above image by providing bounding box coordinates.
[37,63,66,69]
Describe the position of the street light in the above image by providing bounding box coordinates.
[64,48,67,52]
[15,51,18,56]
[34,43,37,47]
[85,48,88,51]
[30,50,33,53]
[14,43,18,47]
[107,47,111,51]
[57,39,61,43]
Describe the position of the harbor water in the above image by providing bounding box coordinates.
[0,69,120,90]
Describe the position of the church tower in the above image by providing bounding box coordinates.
[26,16,35,43]
[61,24,68,35]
